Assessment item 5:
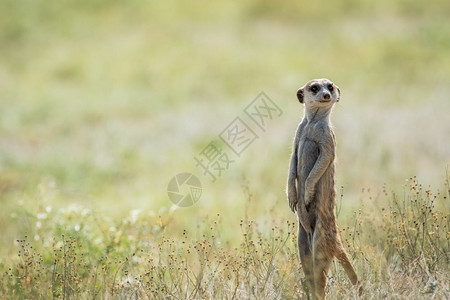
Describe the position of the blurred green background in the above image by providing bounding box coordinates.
[1,0,449,257]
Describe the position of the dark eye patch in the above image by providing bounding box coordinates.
[327,84,333,92]
[310,85,319,93]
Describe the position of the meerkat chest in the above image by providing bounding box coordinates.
[298,125,320,165]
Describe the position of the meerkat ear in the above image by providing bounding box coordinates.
[297,88,304,104]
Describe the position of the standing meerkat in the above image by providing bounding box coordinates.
[287,79,359,299]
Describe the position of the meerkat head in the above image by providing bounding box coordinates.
[296,78,340,107]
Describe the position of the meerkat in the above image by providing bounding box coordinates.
[287,79,359,299]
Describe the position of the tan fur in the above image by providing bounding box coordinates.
[287,79,360,299]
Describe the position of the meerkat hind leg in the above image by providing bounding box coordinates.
[298,224,314,297]
[312,229,334,300]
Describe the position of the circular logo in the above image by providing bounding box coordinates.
[167,173,202,207]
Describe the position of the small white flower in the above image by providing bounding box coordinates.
[127,209,141,224]
[94,237,103,245]
[37,213,47,220]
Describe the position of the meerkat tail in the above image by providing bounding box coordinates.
[335,248,358,285]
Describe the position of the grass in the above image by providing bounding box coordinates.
[0,0,449,298]
[1,177,448,298]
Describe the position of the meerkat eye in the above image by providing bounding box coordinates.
[328,84,333,92]
[310,85,319,93]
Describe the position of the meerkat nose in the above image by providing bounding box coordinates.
[323,93,330,100]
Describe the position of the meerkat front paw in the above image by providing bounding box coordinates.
[304,187,314,208]
[288,192,298,213]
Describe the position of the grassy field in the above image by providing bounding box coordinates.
[0,0,449,298]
